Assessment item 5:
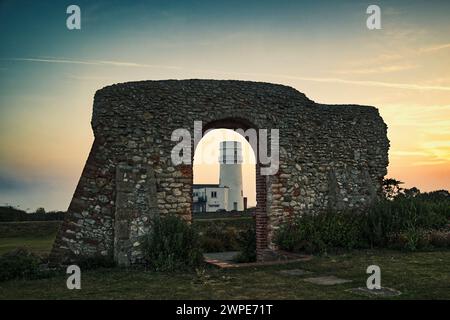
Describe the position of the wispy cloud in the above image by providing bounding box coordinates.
[8,57,450,92]
[412,159,449,166]
[420,43,450,53]
[65,74,115,81]
[334,64,417,75]
[390,151,430,157]
[7,57,181,70]
[337,42,450,78]
[210,70,450,92]
[282,76,450,91]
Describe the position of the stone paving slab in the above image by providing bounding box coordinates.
[303,275,352,285]
[346,287,402,297]
[279,269,313,276]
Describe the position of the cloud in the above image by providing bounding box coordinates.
[294,77,450,91]
[235,72,450,91]
[336,42,449,78]
[8,57,450,92]
[390,151,429,157]
[0,174,31,192]
[411,159,449,166]
[7,57,181,70]
[420,43,450,53]
[334,64,417,75]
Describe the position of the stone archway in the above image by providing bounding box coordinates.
[50,79,389,266]
[200,117,268,260]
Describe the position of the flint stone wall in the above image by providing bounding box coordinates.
[50,79,389,265]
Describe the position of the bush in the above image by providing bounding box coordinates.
[142,215,204,271]
[364,197,449,248]
[76,255,115,270]
[199,222,240,252]
[0,206,65,222]
[428,230,450,248]
[0,248,43,282]
[275,196,450,254]
[387,229,430,251]
[275,210,365,254]
[234,225,256,262]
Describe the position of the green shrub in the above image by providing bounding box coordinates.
[275,210,365,254]
[142,215,204,271]
[76,255,115,270]
[403,226,426,251]
[200,237,226,252]
[428,230,450,248]
[199,222,240,252]
[0,248,43,282]
[275,196,449,254]
[364,198,449,248]
[234,225,256,263]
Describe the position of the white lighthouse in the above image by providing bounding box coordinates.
[219,141,244,211]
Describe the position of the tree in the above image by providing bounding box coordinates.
[382,178,404,200]
[403,187,421,198]
[35,207,46,214]
[417,190,450,202]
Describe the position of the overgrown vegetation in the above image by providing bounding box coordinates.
[275,210,365,254]
[195,218,257,261]
[0,248,50,282]
[364,196,449,249]
[75,255,116,270]
[234,225,256,262]
[0,206,65,222]
[275,186,450,254]
[141,215,204,271]
[199,222,241,252]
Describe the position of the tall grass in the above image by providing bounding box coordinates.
[141,215,204,271]
[275,196,450,254]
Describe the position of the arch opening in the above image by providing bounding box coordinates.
[192,118,268,262]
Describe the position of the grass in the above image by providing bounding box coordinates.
[0,249,449,299]
[0,236,56,256]
[0,221,60,256]
[0,218,254,256]
[1,220,449,299]
[0,221,61,238]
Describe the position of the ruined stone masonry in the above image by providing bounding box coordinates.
[50,79,389,266]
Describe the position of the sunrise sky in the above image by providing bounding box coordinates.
[0,0,449,211]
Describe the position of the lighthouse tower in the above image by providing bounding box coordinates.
[219,141,244,211]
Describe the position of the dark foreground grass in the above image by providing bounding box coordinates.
[0,250,449,299]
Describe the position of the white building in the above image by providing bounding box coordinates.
[192,184,229,213]
[193,141,246,213]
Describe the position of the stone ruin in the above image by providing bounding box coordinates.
[50,79,389,266]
